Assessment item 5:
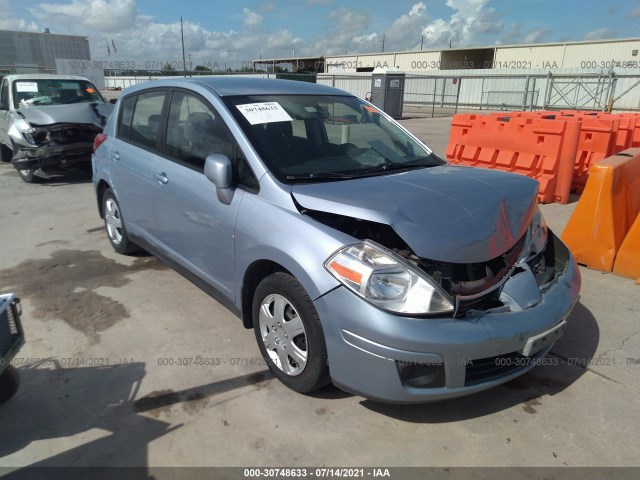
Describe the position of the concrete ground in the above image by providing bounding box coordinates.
[0,115,639,473]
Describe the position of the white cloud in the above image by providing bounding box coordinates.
[0,0,39,31]
[31,0,137,33]
[628,5,640,19]
[498,24,550,45]
[523,28,550,44]
[243,8,262,27]
[583,28,616,41]
[308,7,375,55]
[382,2,428,51]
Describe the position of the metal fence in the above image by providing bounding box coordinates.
[317,72,640,115]
[98,70,640,117]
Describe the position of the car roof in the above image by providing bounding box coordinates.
[122,76,352,98]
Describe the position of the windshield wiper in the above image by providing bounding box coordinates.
[348,156,440,177]
[286,171,355,181]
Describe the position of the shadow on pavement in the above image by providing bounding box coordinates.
[361,301,599,422]
[0,361,272,473]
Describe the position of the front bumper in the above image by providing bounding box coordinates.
[314,238,581,403]
[11,143,93,171]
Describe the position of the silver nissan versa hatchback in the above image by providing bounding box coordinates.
[92,77,580,403]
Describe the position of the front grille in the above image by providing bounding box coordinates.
[45,124,102,146]
[464,350,544,386]
[0,296,23,359]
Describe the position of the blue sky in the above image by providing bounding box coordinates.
[2,0,639,68]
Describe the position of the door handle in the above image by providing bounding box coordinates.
[111,151,120,161]
[155,172,169,184]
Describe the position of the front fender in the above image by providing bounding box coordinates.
[234,192,356,307]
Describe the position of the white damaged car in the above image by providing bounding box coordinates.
[0,74,113,183]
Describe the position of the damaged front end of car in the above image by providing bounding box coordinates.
[290,165,577,322]
[301,204,569,319]
[9,102,111,179]
[12,122,103,172]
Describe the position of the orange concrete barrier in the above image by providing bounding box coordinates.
[447,114,577,204]
[594,112,637,153]
[613,214,640,281]
[571,116,619,193]
[561,148,640,272]
[632,114,640,148]
[613,115,637,153]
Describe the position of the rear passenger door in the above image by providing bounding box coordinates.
[110,89,167,238]
[151,90,244,299]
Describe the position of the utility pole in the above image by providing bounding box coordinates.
[180,17,187,77]
[420,35,424,50]
[381,35,385,53]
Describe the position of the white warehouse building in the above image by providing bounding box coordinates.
[323,38,640,74]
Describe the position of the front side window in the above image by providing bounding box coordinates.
[165,92,234,171]
[11,79,105,108]
[223,94,443,183]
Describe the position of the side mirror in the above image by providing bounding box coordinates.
[204,154,234,204]
[109,98,117,104]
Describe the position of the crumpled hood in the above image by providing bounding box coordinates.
[291,165,539,263]
[16,102,113,129]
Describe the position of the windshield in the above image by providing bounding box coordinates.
[12,79,105,108]
[223,94,443,183]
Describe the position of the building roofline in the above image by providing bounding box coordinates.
[257,37,640,64]
[0,29,88,39]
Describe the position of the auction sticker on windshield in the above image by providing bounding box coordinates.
[15,82,39,93]
[236,102,293,125]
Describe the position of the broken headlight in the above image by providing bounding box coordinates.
[529,205,548,255]
[325,241,454,315]
[22,128,37,145]
[22,128,46,146]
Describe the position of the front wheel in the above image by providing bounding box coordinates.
[0,366,20,405]
[0,144,12,163]
[17,168,39,183]
[253,272,330,393]
[102,188,139,254]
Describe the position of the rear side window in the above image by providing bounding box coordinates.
[116,91,166,149]
[117,95,136,140]
[129,91,166,149]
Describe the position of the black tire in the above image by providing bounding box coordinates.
[17,168,40,183]
[253,272,330,393]
[0,366,20,406]
[102,188,139,254]
[0,144,12,163]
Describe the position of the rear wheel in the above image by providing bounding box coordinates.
[253,272,330,393]
[103,188,139,254]
[0,366,20,405]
